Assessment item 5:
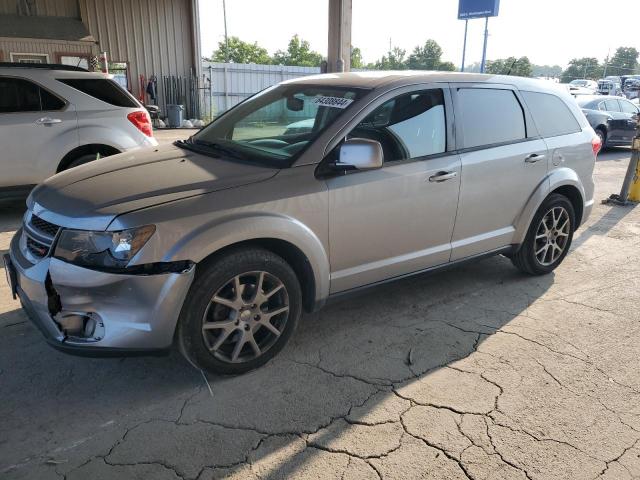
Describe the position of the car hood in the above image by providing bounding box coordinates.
[29,144,279,231]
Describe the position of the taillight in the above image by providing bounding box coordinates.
[592,135,602,156]
[127,110,153,137]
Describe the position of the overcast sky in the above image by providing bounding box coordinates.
[199,0,640,68]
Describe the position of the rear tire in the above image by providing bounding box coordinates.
[177,247,301,375]
[65,153,100,170]
[511,193,575,275]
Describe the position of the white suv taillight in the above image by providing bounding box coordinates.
[592,134,602,157]
[127,110,153,137]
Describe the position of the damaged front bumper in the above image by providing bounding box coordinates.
[6,230,195,356]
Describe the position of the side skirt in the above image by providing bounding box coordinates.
[325,246,515,305]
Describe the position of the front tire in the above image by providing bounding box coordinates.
[595,127,607,150]
[177,247,302,375]
[511,193,575,275]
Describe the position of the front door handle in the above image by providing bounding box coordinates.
[428,171,458,182]
[525,153,546,163]
[35,117,62,125]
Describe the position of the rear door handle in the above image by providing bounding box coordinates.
[525,153,545,163]
[428,171,458,182]
[35,117,62,125]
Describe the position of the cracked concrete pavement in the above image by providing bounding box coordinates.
[1,140,639,479]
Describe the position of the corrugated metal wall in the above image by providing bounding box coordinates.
[80,0,195,100]
[0,36,92,62]
[201,62,322,118]
[0,0,79,17]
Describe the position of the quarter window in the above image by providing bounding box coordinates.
[58,78,139,108]
[457,88,526,149]
[521,91,581,137]
[349,89,446,162]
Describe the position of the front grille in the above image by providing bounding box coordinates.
[26,236,51,259]
[30,215,60,238]
[21,213,61,262]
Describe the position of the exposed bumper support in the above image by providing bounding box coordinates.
[7,231,195,356]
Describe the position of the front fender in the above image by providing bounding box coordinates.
[161,213,331,308]
[512,168,585,245]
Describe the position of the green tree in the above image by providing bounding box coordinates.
[606,47,639,77]
[532,64,563,78]
[485,56,533,77]
[406,40,457,71]
[273,35,323,67]
[407,39,443,70]
[350,46,364,69]
[561,57,603,82]
[210,36,271,64]
[370,46,407,70]
[437,61,457,72]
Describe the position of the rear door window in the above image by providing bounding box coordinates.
[58,78,138,108]
[521,91,581,137]
[619,100,639,114]
[40,88,66,111]
[0,77,40,112]
[456,88,526,149]
[604,99,620,112]
[0,77,65,113]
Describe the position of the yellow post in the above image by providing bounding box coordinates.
[629,137,640,202]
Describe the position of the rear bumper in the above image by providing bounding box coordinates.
[7,230,194,356]
[582,198,594,225]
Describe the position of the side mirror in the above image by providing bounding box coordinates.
[336,138,383,171]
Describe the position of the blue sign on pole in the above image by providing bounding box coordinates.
[458,0,500,20]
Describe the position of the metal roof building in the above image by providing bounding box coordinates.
[0,0,201,102]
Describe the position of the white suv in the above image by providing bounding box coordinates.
[0,63,158,199]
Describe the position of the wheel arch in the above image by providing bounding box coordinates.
[198,238,319,313]
[57,144,121,172]
[513,169,586,245]
[162,214,331,314]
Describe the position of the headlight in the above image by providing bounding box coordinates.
[54,225,156,269]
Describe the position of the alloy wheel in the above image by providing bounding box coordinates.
[201,271,289,363]
[534,206,571,266]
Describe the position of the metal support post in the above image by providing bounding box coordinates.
[461,20,469,72]
[480,17,489,73]
[605,123,640,205]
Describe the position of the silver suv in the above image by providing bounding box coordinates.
[0,63,157,199]
[5,72,599,374]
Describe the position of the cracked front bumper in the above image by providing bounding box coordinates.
[7,231,195,356]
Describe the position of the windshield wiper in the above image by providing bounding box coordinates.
[191,139,247,160]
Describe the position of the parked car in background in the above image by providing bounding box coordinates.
[569,79,598,92]
[564,84,596,97]
[623,78,640,100]
[0,63,157,200]
[5,72,599,374]
[577,95,640,147]
[597,79,623,96]
[284,118,314,135]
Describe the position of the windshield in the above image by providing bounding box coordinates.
[189,84,366,167]
[570,80,587,86]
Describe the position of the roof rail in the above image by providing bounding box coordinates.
[0,62,88,72]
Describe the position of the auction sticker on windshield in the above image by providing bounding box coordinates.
[310,96,354,109]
